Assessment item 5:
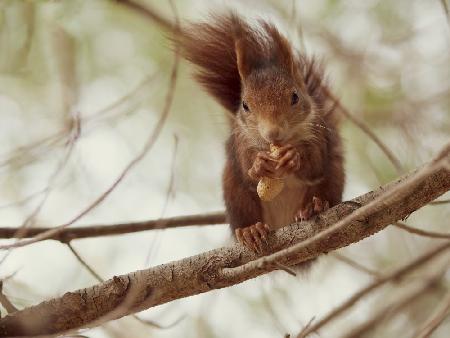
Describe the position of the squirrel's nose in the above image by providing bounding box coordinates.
[262,127,283,143]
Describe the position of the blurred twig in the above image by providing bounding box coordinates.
[429,198,450,205]
[86,74,157,123]
[393,221,450,239]
[321,86,404,174]
[115,0,181,35]
[441,0,450,28]
[1,24,81,259]
[144,134,179,266]
[160,134,179,217]
[340,272,445,338]
[413,290,450,338]
[0,131,66,170]
[0,187,48,210]
[260,280,289,335]
[296,243,450,338]
[0,74,155,179]
[0,281,18,314]
[331,253,381,278]
[8,126,78,244]
[0,14,181,250]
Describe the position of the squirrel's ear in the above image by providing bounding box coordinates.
[277,37,294,76]
[261,21,294,76]
[235,38,257,80]
[272,30,294,76]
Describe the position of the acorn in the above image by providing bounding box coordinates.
[257,144,285,201]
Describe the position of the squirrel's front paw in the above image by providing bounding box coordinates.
[235,222,271,254]
[295,196,329,222]
[274,144,301,177]
[248,151,278,180]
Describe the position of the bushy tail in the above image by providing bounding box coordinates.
[174,12,246,113]
[175,12,337,121]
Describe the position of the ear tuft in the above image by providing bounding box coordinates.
[235,38,255,80]
[260,21,294,76]
[233,19,264,80]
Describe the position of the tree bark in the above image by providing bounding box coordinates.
[0,153,449,337]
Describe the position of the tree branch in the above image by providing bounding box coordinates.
[0,212,226,243]
[0,145,448,337]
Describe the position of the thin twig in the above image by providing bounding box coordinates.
[331,253,381,278]
[273,262,297,277]
[115,0,181,35]
[5,25,82,252]
[0,281,18,314]
[340,273,444,338]
[322,86,404,174]
[393,222,450,239]
[86,75,157,123]
[429,198,450,205]
[67,243,103,282]
[296,242,450,338]
[0,131,66,170]
[0,187,48,210]
[0,20,181,250]
[260,280,289,335]
[440,0,450,29]
[413,290,450,338]
[160,134,179,217]
[144,134,179,266]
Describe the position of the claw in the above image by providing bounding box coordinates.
[276,150,297,169]
[274,145,301,175]
[235,228,244,244]
[295,196,329,222]
[249,151,279,180]
[242,230,258,252]
[255,222,270,244]
[234,223,272,253]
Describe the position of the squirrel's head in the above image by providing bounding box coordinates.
[234,21,317,147]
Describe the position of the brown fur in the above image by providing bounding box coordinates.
[178,12,344,233]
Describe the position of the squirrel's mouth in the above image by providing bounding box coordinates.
[258,135,294,149]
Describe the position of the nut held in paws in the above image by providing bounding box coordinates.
[257,144,285,201]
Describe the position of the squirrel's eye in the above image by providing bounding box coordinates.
[242,101,250,112]
[291,92,299,105]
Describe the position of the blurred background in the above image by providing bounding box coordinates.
[0,0,449,337]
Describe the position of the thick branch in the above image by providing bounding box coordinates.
[0,148,448,337]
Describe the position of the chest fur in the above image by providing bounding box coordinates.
[261,175,307,229]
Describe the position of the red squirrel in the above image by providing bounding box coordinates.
[178,12,344,253]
